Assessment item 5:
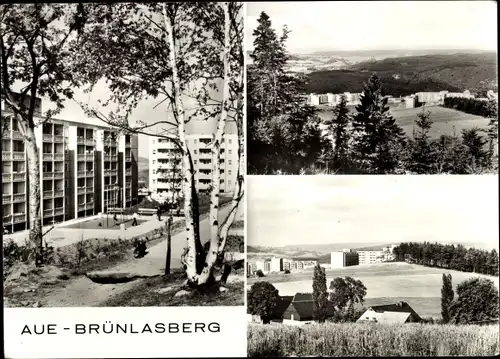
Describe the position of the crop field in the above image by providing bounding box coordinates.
[317,105,490,139]
[247,263,500,318]
[247,322,500,357]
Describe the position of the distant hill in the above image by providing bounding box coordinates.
[305,52,497,97]
[138,156,149,171]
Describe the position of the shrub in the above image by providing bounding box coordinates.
[284,269,290,274]
[256,269,265,277]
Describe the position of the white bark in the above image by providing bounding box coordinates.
[162,4,199,283]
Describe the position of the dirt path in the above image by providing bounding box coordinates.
[37,205,243,307]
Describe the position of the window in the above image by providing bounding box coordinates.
[228,180,231,186]
[194,150,197,154]
[152,160,155,164]
[153,179,156,184]
[65,163,68,171]
[228,160,232,165]
[153,150,156,154]
[194,139,197,143]
[152,170,156,174]
[228,139,232,144]
[228,150,232,154]
[228,170,232,175]
[194,160,197,164]
[65,180,68,187]
[152,140,155,143]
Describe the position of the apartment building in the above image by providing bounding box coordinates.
[330,250,359,269]
[148,122,239,195]
[1,96,138,233]
[358,250,385,265]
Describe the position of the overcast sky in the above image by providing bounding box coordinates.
[246,1,498,53]
[248,176,499,249]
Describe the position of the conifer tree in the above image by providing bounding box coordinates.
[441,273,454,324]
[312,264,329,323]
[462,128,489,170]
[351,74,406,173]
[409,109,436,173]
[325,94,351,172]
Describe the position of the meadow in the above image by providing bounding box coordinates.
[247,263,500,317]
[317,105,490,140]
[247,322,500,357]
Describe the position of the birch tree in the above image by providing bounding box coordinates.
[75,2,244,287]
[0,3,86,265]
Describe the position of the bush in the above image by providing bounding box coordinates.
[247,322,499,357]
[256,269,265,277]
[284,269,291,274]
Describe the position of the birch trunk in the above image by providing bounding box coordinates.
[195,3,232,285]
[162,4,202,284]
[23,120,43,266]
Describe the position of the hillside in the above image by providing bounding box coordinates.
[305,52,497,96]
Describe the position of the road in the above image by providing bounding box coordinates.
[39,204,244,307]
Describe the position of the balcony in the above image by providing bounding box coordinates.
[54,135,64,142]
[104,154,118,162]
[43,190,53,199]
[86,171,94,177]
[77,170,86,177]
[43,172,63,180]
[125,169,132,176]
[43,133,53,141]
[77,137,85,144]
[86,202,94,210]
[125,155,132,162]
[54,189,64,197]
[12,193,26,202]
[12,131,23,140]
[77,188,85,194]
[2,173,12,182]
[53,171,63,179]
[54,153,64,161]
[78,203,86,211]
[86,138,94,146]
[86,187,94,194]
[12,173,26,181]
[13,213,26,223]
[77,154,85,161]
[43,209,54,218]
[126,183,131,189]
[54,207,64,216]
[12,152,24,160]
[42,153,53,161]
[3,194,12,203]
[3,215,12,224]
[2,152,12,160]
[125,142,131,148]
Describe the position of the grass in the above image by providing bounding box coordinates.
[102,269,244,307]
[247,322,500,357]
[62,217,148,230]
[248,263,500,317]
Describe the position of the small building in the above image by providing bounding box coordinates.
[357,301,422,324]
[331,250,359,268]
[270,257,283,272]
[309,94,320,106]
[405,96,416,108]
[282,293,335,325]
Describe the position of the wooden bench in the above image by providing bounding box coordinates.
[137,208,157,216]
[107,207,125,214]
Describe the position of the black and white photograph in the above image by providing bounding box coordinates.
[246,176,499,357]
[2,2,244,308]
[247,1,498,175]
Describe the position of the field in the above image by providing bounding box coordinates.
[247,322,500,357]
[247,263,500,318]
[317,105,490,139]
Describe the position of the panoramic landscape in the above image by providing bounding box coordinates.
[2,2,244,308]
[247,1,498,175]
[246,176,499,357]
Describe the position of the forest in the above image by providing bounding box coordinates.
[393,242,499,276]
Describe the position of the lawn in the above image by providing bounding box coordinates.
[62,217,148,230]
[317,105,490,139]
[248,263,500,318]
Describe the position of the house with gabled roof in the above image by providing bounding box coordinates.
[356,301,422,324]
[282,293,335,325]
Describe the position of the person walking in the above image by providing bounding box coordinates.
[157,206,161,221]
[132,212,138,226]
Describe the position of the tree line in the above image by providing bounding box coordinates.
[394,242,499,276]
[247,11,499,175]
[443,97,498,118]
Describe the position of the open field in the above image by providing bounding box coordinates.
[248,322,500,357]
[317,105,490,139]
[247,263,500,317]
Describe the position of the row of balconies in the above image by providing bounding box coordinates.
[43,133,64,143]
[77,187,94,194]
[2,172,25,182]
[77,170,94,178]
[103,154,118,161]
[43,171,64,180]
[2,193,26,204]
[77,137,95,145]
[104,169,118,176]
[3,213,26,224]
[2,130,23,140]
[43,207,65,218]
[43,190,64,199]
[42,153,64,161]
[77,202,94,212]
[2,152,25,161]
[77,153,94,161]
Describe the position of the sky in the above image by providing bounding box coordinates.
[246,1,498,53]
[248,176,499,250]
